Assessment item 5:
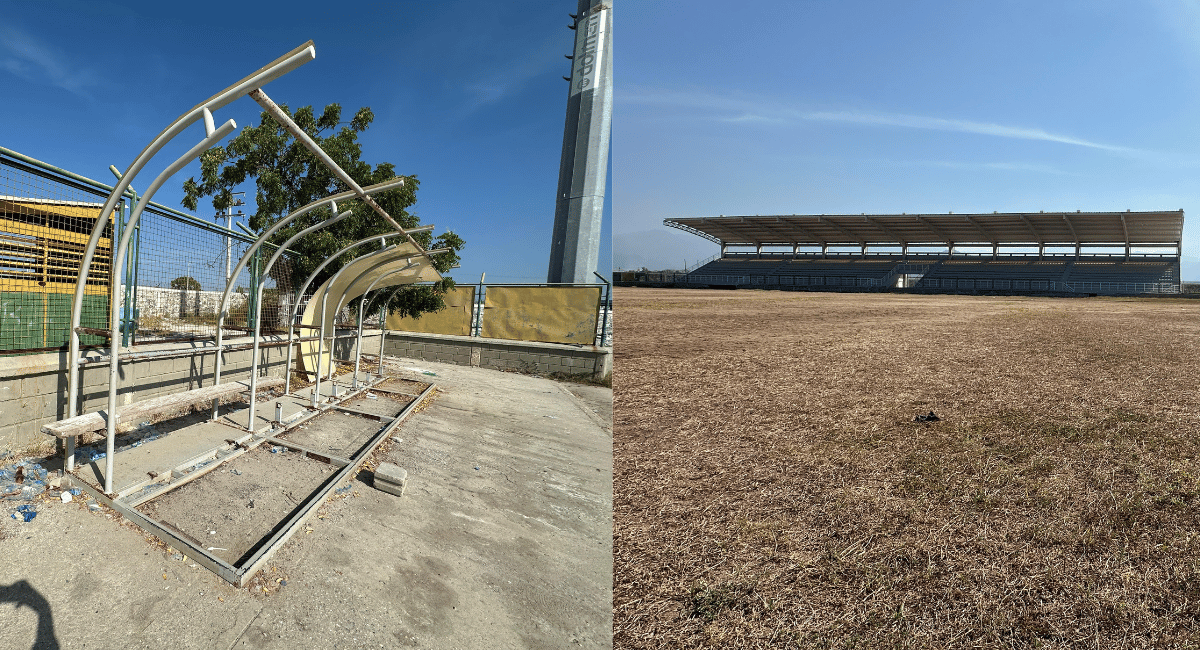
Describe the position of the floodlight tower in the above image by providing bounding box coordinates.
[547,0,612,284]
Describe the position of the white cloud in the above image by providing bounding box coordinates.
[800,110,1131,152]
[0,25,99,98]
[720,113,788,124]
[896,159,1076,176]
[622,86,1138,153]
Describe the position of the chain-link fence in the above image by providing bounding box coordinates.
[0,148,295,355]
[128,223,296,344]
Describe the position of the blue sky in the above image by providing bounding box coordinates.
[0,0,609,284]
[618,0,1200,277]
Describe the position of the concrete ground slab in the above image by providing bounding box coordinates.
[73,394,316,495]
[0,357,612,649]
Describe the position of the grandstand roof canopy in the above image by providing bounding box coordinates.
[665,211,1184,247]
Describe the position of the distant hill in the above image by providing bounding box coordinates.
[614,228,720,272]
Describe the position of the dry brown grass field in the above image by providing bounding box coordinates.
[614,288,1200,649]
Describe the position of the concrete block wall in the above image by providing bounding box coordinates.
[378,330,612,380]
[0,336,289,453]
[135,286,250,318]
[0,329,610,455]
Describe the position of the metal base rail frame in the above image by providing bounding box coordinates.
[65,380,435,587]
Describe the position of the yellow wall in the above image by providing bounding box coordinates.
[480,286,600,345]
[385,286,476,336]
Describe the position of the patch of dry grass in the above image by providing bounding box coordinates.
[615,289,1200,648]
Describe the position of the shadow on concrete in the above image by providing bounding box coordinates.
[0,579,59,649]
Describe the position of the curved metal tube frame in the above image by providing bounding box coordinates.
[308,243,446,402]
[97,119,237,492]
[209,178,406,421]
[243,209,354,432]
[311,245,411,406]
[352,267,416,389]
[281,233,398,395]
[64,42,316,481]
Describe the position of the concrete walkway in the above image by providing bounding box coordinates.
[0,357,612,649]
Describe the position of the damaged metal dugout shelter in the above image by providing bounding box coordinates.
[42,41,445,586]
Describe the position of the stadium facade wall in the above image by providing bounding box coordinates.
[683,254,1180,295]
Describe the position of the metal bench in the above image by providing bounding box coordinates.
[43,378,284,440]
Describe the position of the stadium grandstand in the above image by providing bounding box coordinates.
[663,210,1182,295]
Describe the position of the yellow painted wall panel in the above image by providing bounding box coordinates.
[480,286,600,345]
[385,286,474,336]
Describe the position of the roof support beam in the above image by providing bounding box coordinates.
[664,219,721,245]
[817,216,865,245]
[864,217,906,245]
[735,217,764,246]
[1120,213,1130,260]
[697,218,755,245]
[1061,213,1079,243]
[750,217,803,245]
[963,216,995,244]
[775,216,825,246]
[915,216,953,245]
[1018,214,1043,244]
[1062,213,1080,256]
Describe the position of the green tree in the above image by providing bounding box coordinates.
[170,276,201,291]
[181,103,463,319]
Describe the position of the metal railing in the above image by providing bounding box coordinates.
[916,278,1179,294]
[678,273,1181,296]
[1058,281,1179,294]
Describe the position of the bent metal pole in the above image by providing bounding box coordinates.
[65,41,316,474]
[208,178,407,422]
[244,208,354,432]
[249,89,432,258]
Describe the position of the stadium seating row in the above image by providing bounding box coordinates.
[687,255,1178,293]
